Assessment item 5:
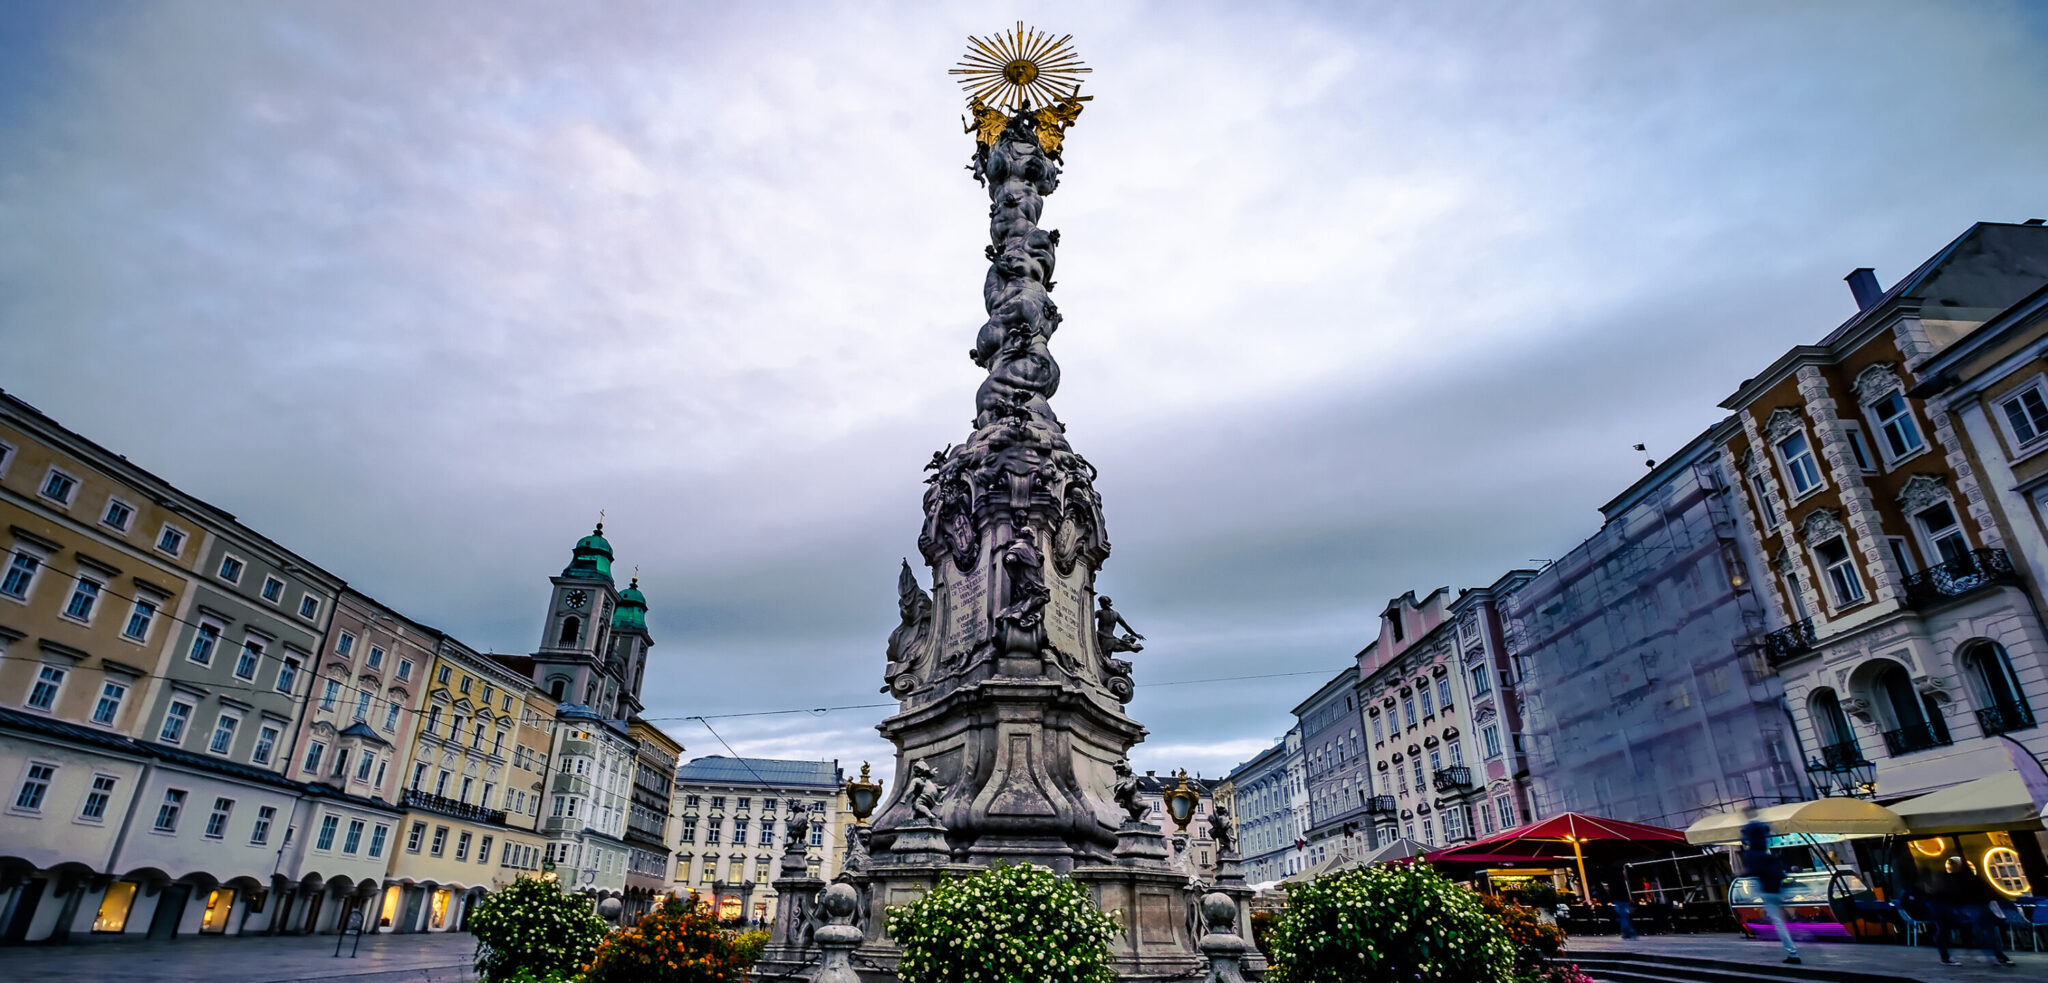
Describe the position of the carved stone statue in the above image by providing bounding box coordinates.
[1111,757,1147,824]
[882,560,936,696]
[998,527,1051,629]
[1208,804,1233,855]
[785,810,812,854]
[1096,595,1144,655]
[907,760,948,822]
[841,823,872,875]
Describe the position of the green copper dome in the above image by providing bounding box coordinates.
[614,576,648,631]
[563,523,614,582]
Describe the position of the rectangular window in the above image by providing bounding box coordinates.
[430,826,447,856]
[459,676,472,695]
[331,749,348,778]
[1749,473,1780,527]
[252,805,275,844]
[27,665,65,711]
[398,659,414,681]
[1496,795,1515,829]
[154,789,187,832]
[1915,501,1970,565]
[1777,431,1823,496]
[436,665,451,685]
[64,576,102,621]
[1402,696,1416,728]
[320,679,340,711]
[81,774,117,820]
[435,771,449,797]
[343,819,364,854]
[303,740,326,773]
[682,817,697,840]
[1482,724,1503,759]
[218,556,244,584]
[123,598,157,640]
[101,498,134,531]
[1815,536,1866,606]
[92,681,126,725]
[1871,391,1925,459]
[260,576,284,603]
[406,821,426,852]
[2001,385,2048,447]
[204,797,233,838]
[1368,713,1382,743]
[366,646,383,670]
[355,752,375,782]
[368,823,389,858]
[94,881,138,933]
[1,550,40,598]
[336,631,355,656]
[455,831,472,861]
[1888,537,1918,579]
[276,656,300,694]
[315,815,339,850]
[1785,572,1813,621]
[1841,423,1877,472]
[1437,677,1453,710]
[188,622,220,665]
[478,835,493,864]
[15,762,55,811]
[1469,663,1491,696]
[208,713,238,755]
[297,595,319,619]
[384,702,400,731]
[234,639,262,680]
[353,691,371,721]
[160,699,193,743]
[460,776,474,803]
[40,468,78,504]
[156,524,186,556]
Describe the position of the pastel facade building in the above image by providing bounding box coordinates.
[670,756,843,925]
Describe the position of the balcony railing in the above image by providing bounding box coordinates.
[1976,703,2037,737]
[1431,766,1473,793]
[1363,795,1398,816]
[401,788,507,826]
[1881,723,1952,757]
[1816,740,1869,771]
[1761,619,1818,663]
[1903,548,2020,609]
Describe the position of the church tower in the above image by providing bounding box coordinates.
[533,523,624,714]
[608,577,654,717]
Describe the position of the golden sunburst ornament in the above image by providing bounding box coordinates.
[950,21,1090,112]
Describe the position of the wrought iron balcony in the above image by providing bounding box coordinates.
[1815,740,1869,771]
[1431,766,1473,792]
[1881,723,1952,757]
[1761,619,1817,663]
[1903,548,2021,609]
[1363,795,1398,816]
[401,788,508,826]
[1976,703,2037,737]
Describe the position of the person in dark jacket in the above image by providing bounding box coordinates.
[1930,856,2014,966]
[1739,821,1799,964]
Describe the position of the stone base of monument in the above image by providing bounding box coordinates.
[882,820,950,864]
[1111,820,1169,863]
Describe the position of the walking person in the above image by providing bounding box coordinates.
[1931,856,2015,967]
[1740,821,1799,965]
[1605,885,1638,940]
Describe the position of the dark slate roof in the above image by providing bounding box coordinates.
[0,706,148,757]
[339,721,391,747]
[1133,773,1218,795]
[675,755,841,788]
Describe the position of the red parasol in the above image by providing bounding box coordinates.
[1423,812,1687,902]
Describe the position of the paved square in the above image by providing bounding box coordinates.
[2,933,476,983]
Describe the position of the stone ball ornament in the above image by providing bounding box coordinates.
[597,896,623,922]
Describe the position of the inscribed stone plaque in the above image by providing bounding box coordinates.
[942,562,989,666]
[1138,892,1175,945]
[1044,566,1086,665]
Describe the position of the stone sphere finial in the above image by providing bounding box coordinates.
[1202,892,1237,933]
[820,882,859,920]
[598,896,624,922]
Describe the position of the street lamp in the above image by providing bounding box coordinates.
[846,761,884,823]
[1162,769,1201,832]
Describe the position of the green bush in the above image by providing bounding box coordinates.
[1267,863,1517,983]
[467,873,611,982]
[885,862,1120,983]
[728,926,770,964]
[583,896,753,983]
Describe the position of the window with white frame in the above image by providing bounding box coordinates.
[92,681,127,725]
[160,698,193,743]
[397,658,414,682]
[80,774,117,821]
[1999,382,2048,449]
[1776,431,1823,497]
[204,797,233,838]
[1495,795,1515,829]
[297,594,319,620]
[62,575,102,622]
[1,548,42,599]
[366,645,383,670]
[155,524,186,557]
[208,711,239,755]
[343,819,364,854]
[320,678,340,711]
[1814,536,1866,606]
[355,752,375,782]
[187,621,221,666]
[368,823,388,858]
[251,805,275,844]
[303,740,325,773]
[153,789,187,832]
[101,498,135,532]
[1785,572,1813,622]
[1839,422,1878,473]
[253,723,280,764]
[39,468,79,505]
[352,690,371,721]
[1437,677,1453,710]
[14,762,55,811]
[0,440,11,477]
[1749,473,1780,527]
[234,638,262,680]
[275,656,299,694]
[123,596,159,641]
[1482,723,1502,759]
[315,815,339,850]
[1868,390,1925,461]
[26,665,65,711]
[260,576,284,603]
[383,700,400,731]
[1887,537,1918,578]
[335,631,355,657]
[1913,500,1970,566]
[218,555,245,584]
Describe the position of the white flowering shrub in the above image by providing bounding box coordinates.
[886,862,1119,983]
[468,873,611,982]
[1268,863,1516,983]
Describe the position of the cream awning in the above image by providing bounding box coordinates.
[1684,798,1906,844]
[1889,771,2048,835]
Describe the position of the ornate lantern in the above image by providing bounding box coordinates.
[846,761,884,823]
[1162,769,1201,832]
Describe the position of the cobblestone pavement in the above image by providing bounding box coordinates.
[1571,932,2044,981]
[0,932,476,983]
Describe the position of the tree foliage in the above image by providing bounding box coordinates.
[885,862,1120,983]
[1268,863,1516,983]
[468,874,610,982]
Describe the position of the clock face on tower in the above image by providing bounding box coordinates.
[566,590,589,610]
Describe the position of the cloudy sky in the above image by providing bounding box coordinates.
[4,1,2046,781]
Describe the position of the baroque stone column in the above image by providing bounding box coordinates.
[870,97,1146,870]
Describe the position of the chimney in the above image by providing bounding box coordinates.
[1845,268,1882,311]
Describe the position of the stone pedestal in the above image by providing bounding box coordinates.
[883,820,950,865]
[1197,892,1251,983]
[1112,821,1170,864]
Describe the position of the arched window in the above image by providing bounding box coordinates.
[1960,641,2033,736]
[1808,688,1860,762]
[548,677,568,702]
[557,617,581,646]
[1872,662,1951,755]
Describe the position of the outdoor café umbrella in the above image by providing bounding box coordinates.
[1424,812,1688,903]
